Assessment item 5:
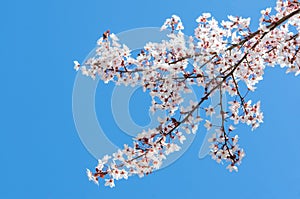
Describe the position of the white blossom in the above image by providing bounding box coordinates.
[86,169,98,185]
[204,120,212,130]
[226,164,238,172]
[104,178,115,188]
[73,60,80,71]
[165,143,181,155]
[205,106,215,116]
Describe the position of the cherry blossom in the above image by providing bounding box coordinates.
[73,60,80,71]
[86,169,98,185]
[74,0,300,187]
[204,120,212,130]
[104,178,115,188]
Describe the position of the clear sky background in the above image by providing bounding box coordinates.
[1,0,300,198]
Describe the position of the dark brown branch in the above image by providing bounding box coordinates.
[231,74,245,107]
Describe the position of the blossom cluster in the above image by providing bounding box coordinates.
[74,0,300,187]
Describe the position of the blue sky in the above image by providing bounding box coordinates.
[1,0,300,198]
